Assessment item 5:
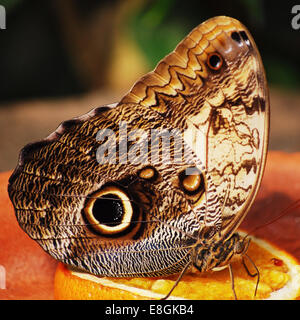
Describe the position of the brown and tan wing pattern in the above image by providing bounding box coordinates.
[8,16,269,277]
[120,15,269,238]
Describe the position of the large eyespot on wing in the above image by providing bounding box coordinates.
[7,103,120,242]
[82,185,143,239]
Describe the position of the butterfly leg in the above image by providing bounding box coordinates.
[161,261,192,300]
[228,264,237,300]
[242,254,260,297]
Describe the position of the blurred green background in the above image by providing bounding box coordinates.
[0,0,300,171]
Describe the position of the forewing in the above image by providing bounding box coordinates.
[120,16,269,238]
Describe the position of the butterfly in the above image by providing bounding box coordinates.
[8,16,269,298]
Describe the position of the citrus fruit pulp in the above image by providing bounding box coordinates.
[54,232,300,300]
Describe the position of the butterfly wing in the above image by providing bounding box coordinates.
[120,15,269,239]
[8,16,269,277]
[8,102,200,276]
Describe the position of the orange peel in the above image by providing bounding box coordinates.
[54,232,300,300]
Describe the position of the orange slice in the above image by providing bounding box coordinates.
[54,232,300,300]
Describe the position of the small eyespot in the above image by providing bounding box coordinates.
[207,52,223,71]
[239,31,250,45]
[139,166,158,181]
[179,167,205,195]
[231,31,242,44]
[83,186,135,236]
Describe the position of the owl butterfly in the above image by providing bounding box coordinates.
[8,16,269,298]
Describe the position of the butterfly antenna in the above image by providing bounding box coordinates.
[238,199,300,299]
[245,199,300,239]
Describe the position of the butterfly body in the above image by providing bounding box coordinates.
[192,232,246,273]
[8,16,269,280]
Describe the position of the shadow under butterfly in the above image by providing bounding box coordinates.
[8,16,269,299]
